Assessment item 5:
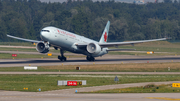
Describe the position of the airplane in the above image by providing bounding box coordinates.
[7,21,167,61]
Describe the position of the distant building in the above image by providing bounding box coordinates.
[133,0,145,4]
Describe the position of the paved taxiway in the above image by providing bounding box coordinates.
[1,81,180,101]
[1,92,180,101]
[1,54,180,67]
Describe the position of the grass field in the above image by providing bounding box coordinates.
[0,53,85,59]
[111,41,180,52]
[109,51,179,56]
[0,62,180,72]
[0,47,59,53]
[90,84,180,93]
[0,47,37,52]
[0,42,34,46]
[39,63,180,72]
[0,53,58,59]
[0,74,180,92]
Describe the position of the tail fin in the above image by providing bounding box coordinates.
[99,21,110,43]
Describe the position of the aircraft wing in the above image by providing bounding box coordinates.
[76,38,167,48]
[7,34,42,43]
[99,38,167,47]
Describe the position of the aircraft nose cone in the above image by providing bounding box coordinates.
[40,32,48,41]
[40,32,44,40]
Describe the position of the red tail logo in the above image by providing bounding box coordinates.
[104,32,107,42]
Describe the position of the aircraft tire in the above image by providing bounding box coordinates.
[63,57,67,61]
[58,56,61,60]
[86,56,95,61]
[86,56,91,61]
[91,57,95,61]
[58,56,67,61]
[86,56,89,61]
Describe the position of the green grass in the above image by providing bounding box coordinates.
[0,47,37,52]
[0,42,34,46]
[0,53,84,59]
[110,41,180,54]
[0,53,58,59]
[0,47,74,54]
[0,47,60,53]
[1,62,180,72]
[0,74,180,92]
[109,51,180,56]
[114,46,180,53]
[91,84,180,93]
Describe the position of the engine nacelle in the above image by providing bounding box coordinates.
[86,43,101,55]
[36,42,49,53]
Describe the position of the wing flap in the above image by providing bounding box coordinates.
[7,34,42,43]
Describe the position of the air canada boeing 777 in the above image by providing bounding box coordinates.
[7,21,167,61]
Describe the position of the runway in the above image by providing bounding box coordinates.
[1,54,180,67]
[1,92,180,101]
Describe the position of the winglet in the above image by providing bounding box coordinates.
[99,21,110,43]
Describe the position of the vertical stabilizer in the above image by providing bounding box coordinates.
[99,21,110,43]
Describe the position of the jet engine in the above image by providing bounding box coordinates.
[86,43,101,55]
[36,42,49,53]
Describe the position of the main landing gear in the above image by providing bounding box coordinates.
[58,49,67,61]
[86,56,95,61]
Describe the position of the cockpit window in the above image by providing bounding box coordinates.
[41,30,50,32]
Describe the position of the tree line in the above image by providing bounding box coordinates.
[0,0,180,42]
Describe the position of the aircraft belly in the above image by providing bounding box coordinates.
[50,35,79,52]
[53,40,72,49]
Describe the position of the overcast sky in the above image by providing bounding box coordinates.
[40,0,164,3]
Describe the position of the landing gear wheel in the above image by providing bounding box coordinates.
[58,55,61,60]
[86,56,90,61]
[91,57,95,61]
[86,56,95,61]
[58,55,67,61]
[62,57,67,61]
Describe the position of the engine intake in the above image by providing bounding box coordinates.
[86,43,101,55]
[36,42,49,53]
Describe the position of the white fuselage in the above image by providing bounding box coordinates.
[40,26,108,57]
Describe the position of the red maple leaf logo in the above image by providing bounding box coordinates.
[104,32,107,42]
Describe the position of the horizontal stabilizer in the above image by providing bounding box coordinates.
[107,49,136,51]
